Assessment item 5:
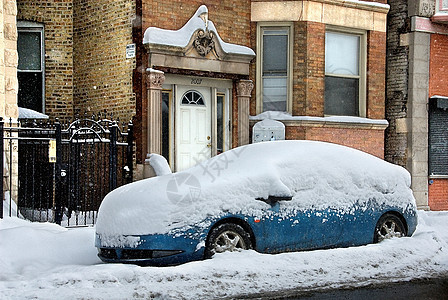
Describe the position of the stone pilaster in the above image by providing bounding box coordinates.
[237,80,254,146]
[146,68,165,154]
[407,31,430,210]
[1,0,18,214]
[143,68,165,178]
[1,0,18,120]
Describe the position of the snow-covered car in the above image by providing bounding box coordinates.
[95,140,418,266]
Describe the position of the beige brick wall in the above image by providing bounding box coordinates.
[73,0,136,122]
[18,0,135,122]
[17,0,74,121]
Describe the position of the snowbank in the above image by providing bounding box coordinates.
[148,153,172,176]
[96,140,415,236]
[0,217,100,281]
[0,211,446,299]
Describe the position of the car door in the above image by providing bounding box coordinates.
[257,198,344,253]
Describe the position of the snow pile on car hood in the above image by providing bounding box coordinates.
[96,141,415,237]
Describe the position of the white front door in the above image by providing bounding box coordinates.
[175,86,212,172]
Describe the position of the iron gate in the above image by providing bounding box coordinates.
[1,116,134,226]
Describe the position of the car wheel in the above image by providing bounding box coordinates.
[374,213,406,243]
[205,223,252,258]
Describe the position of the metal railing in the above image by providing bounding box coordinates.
[1,116,134,226]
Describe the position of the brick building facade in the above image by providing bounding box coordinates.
[17,0,135,122]
[139,0,390,176]
[386,0,448,210]
[17,1,395,196]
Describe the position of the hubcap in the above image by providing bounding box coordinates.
[213,230,246,253]
[377,220,403,242]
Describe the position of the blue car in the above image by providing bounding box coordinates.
[95,141,418,266]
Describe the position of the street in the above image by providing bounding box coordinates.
[239,276,448,300]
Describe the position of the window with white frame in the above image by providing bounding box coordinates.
[438,0,448,12]
[325,30,366,117]
[257,25,292,113]
[433,0,448,23]
[17,21,45,113]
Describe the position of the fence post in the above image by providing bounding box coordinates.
[54,120,63,225]
[0,117,3,219]
[126,120,134,184]
[109,122,118,191]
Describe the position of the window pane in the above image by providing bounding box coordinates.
[324,76,359,116]
[162,92,170,163]
[325,32,359,76]
[429,100,448,175]
[263,77,287,112]
[18,72,43,112]
[263,34,287,75]
[217,94,225,154]
[18,31,42,71]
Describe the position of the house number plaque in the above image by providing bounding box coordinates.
[49,139,57,163]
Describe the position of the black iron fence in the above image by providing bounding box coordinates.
[1,116,134,226]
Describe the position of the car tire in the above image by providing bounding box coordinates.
[204,223,252,258]
[374,213,406,243]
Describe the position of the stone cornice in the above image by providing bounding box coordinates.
[251,0,390,32]
[313,0,390,14]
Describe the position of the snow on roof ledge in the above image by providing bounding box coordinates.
[143,5,255,58]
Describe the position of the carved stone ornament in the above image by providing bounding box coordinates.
[193,29,216,57]
[237,80,254,98]
[146,69,165,89]
[419,0,435,17]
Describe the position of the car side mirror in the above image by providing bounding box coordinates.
[256,195,293,205]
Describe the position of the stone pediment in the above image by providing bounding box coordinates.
[143,5,255,74]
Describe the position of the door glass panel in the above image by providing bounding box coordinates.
[217,94,225,154]
[181,90,205,105]
[162,91,170,163]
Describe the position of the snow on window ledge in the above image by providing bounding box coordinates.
[249,111,389,129]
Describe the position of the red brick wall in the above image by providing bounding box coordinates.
[285,126,384,158]
[304,22,325,117]
[428,34,448,210]
[367,31,386,119]
[306,127,385,159]
[429,33,448,97]
[429,179,448,211]
[142,0,251,46]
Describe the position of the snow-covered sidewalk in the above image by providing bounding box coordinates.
[1,211,447,299]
